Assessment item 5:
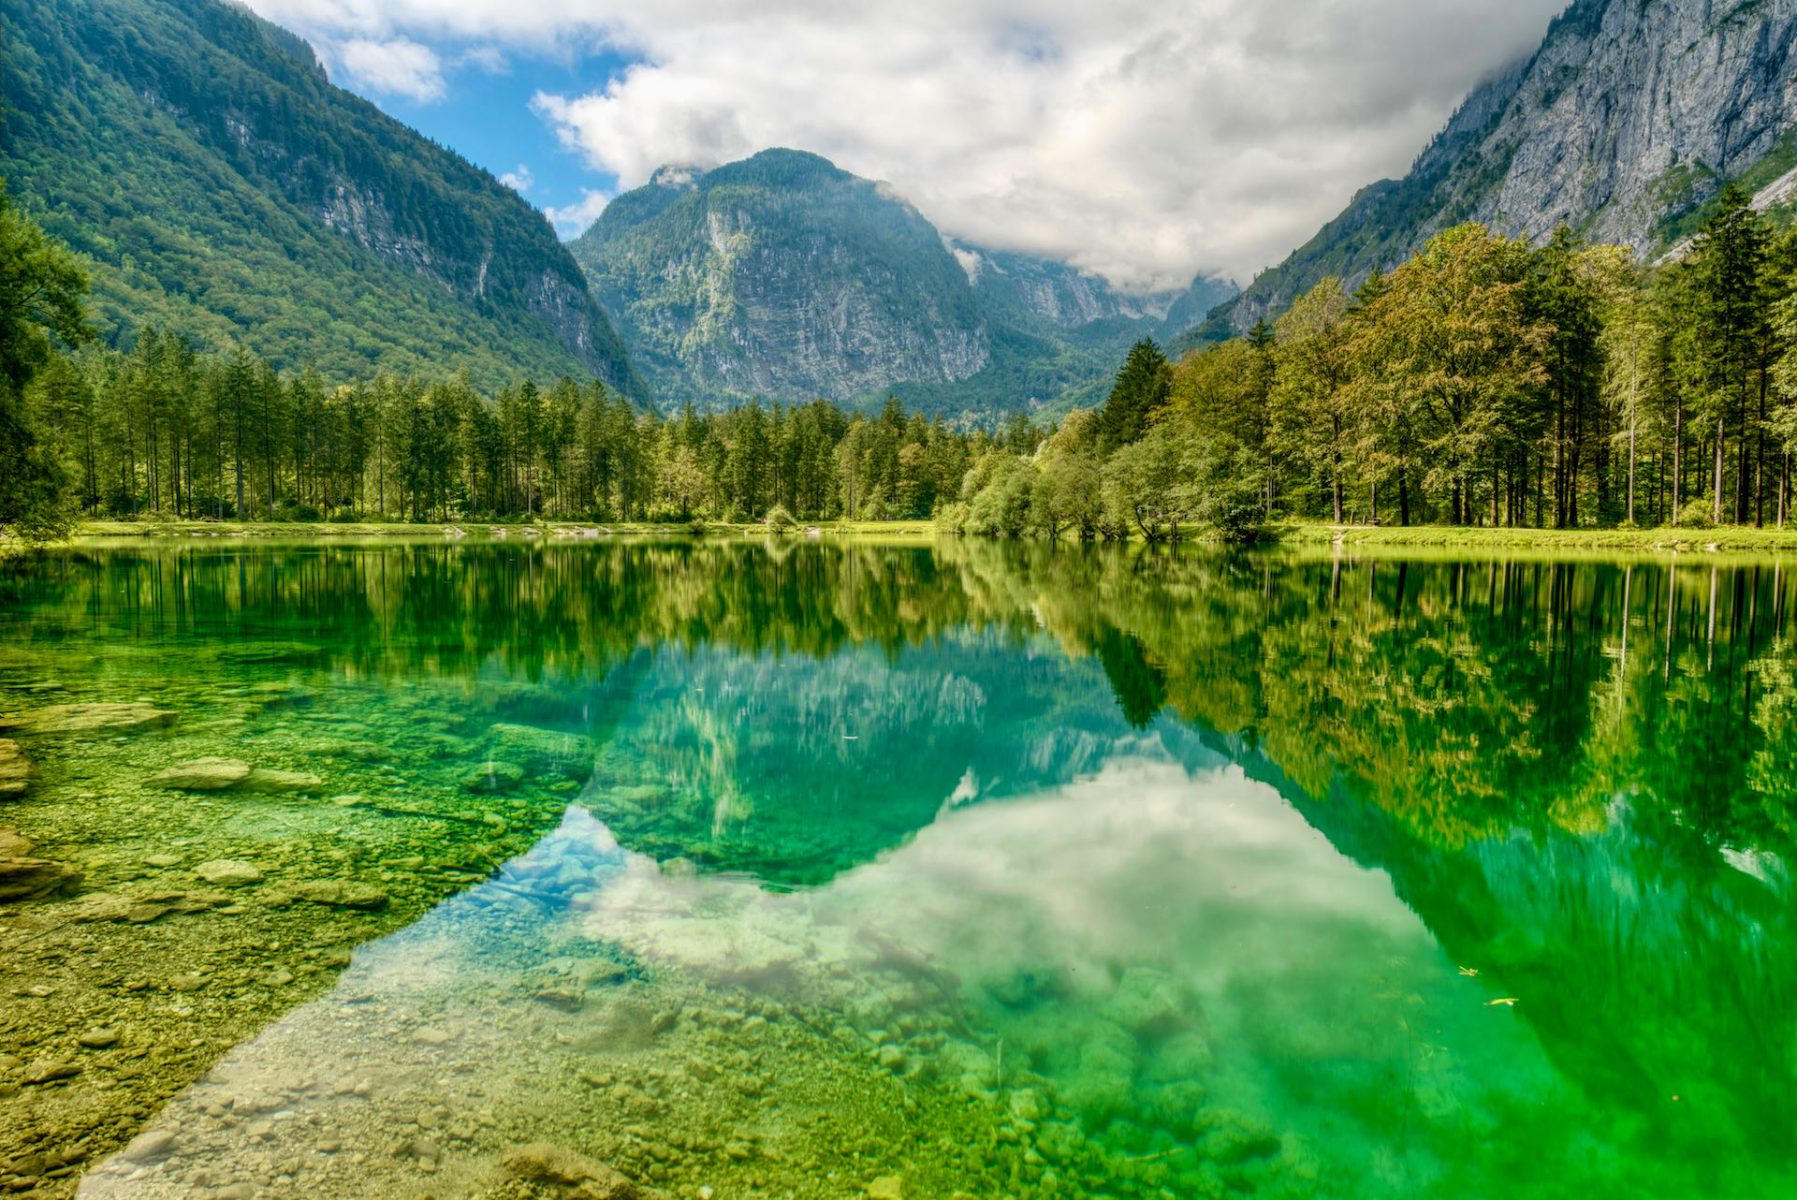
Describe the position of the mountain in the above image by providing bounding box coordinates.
[571,148,1233,417]
[0,0,641,395]
[1204,0,1797,339]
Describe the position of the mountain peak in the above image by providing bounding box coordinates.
[571,147,1233,416]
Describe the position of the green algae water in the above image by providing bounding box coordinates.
[1,539,1794,1199]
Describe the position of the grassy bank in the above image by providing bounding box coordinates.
[49,518,1797,555]
[68,518,940,541]
[1268,521,1797,553]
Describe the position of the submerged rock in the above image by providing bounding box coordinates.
[0,829,33,857]
[291,880,388,910]
[241,768,324,793]
[462,760,526,794]
[23,1059,81,1085]
[215,641,326,665]
[120,1129,178,1163]
[153,758,253,791]
[194,859,263,887]
[0,738,30,795]
[0,702,177,735]
[490,723,594,778]
[0,857,82,903]
[500,1142,642,1198]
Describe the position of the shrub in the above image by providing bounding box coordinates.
[1676,498,1715,528]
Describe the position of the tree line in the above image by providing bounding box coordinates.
[2,185,1027,534]
[8,179,1797,541]
[948,185,1797,539]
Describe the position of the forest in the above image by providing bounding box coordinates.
[5,181,1797,541]
[948,185,1797,540]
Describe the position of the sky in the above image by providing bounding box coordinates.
[242,0,1571,292]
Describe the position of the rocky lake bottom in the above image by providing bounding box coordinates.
[3,540,1795,1199]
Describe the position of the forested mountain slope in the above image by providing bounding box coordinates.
[572,149,1233,418]
[1203,0,1797,339]
[1,0,641,394]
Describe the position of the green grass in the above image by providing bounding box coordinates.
[70,518,942,542]
[64,518,1797,556]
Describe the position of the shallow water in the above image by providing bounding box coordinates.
[2,539,1794,1199]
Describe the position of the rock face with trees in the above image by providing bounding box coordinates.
[1211,0,1797,340]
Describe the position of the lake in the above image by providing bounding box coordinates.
[1,538,1793,1199]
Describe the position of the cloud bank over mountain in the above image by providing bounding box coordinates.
[245,0,1568,289]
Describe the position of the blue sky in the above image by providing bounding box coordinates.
[341,45,635,238]
[248,0,1568,285]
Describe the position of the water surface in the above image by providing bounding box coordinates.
[1,539,1792,1199]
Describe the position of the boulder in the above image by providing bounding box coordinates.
[0,702,176,735]
[0,857,82,903]
[152,758,253,791]
[0,738,30,795]
[0,829,33,858]
[500,1143,641,1198]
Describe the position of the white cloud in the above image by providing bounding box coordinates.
[333,37,445,102]
[499,164,534,193]
[457,45,509,74]
[544,188,613,237]
[243,1,1570,288]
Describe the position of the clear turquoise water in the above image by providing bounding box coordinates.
[1,540,1792,1199]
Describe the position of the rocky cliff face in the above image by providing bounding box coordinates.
[1215,0,1797,335]
[573,150,1233,415]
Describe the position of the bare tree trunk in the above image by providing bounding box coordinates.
[1713,412,1725,526]
[1781,451,1790,530]
[1672,393,1684,517]
[1626,408,1637,525]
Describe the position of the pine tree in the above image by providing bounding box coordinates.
[1097,339,1171,452]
